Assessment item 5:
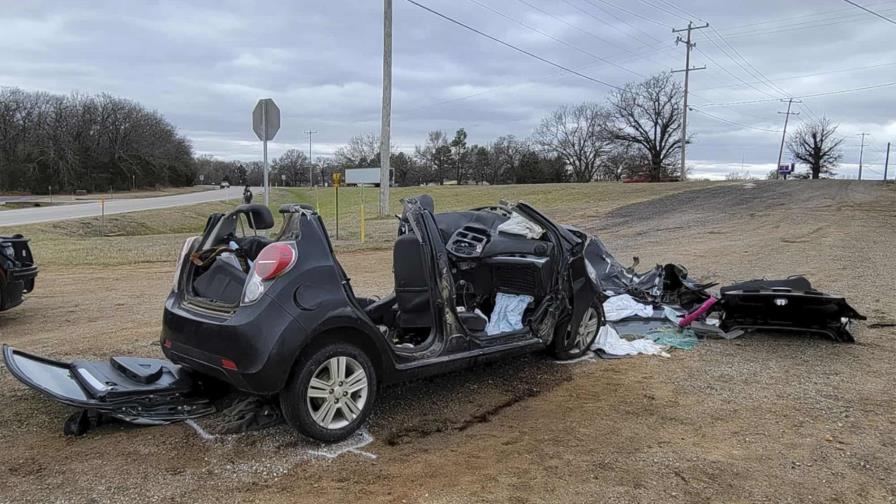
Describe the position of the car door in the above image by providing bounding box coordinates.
[401,199,468,357]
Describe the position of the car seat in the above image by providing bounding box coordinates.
[393,232,432,328]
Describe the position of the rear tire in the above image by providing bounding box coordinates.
[552,301,602,360]
[279,342,377,442]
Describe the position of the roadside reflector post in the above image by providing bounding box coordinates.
[360,184,366,243]
[100,197,105,237]
[332,172,341,240]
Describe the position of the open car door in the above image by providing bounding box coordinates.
[2,345,214,431]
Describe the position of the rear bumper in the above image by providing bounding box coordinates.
[160,292,308,395]
[1,264,37,310]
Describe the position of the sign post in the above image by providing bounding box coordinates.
[252,98,281,206]
[777,163,794,180]
[332,172,342,240]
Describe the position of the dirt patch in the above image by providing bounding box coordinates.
[1,180,894,503]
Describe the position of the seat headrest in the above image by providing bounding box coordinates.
[233,203,274,230]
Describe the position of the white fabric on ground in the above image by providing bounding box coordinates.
[603,294,654,321]
[485,292,533,335]
[591,325,667,356]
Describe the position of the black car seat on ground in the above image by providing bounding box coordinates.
[393,232,433,328]
[720,276,813,294]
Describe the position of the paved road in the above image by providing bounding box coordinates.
[0,187,263,227]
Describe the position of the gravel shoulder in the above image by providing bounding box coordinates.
[0,180,894,503]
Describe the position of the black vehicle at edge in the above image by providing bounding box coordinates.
[0,234,38,311]
[161,196,604,441]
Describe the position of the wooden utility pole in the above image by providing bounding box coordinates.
[884,142,890,181]
[776,98,800,179]
[305,129,317,187]
[857,133,869,180]
[672,21,708,181]
[379,0,392,216]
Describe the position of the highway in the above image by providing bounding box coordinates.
[0,187,262,227]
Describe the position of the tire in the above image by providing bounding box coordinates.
[279,342,377,442]
[552,301,602,360]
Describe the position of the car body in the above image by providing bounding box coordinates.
[159,197,604,441]
[0,234,38,311]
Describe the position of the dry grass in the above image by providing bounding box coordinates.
[0,182,727,268]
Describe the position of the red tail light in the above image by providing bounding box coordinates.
[254,242,297,281]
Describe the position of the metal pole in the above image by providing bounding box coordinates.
[672,22,708,181]
[262,104,269,206]
[379,0,392,216]
[305,129,318,187]
[885,142,890,181]
[776,98,799,177]
[858,133,868,180]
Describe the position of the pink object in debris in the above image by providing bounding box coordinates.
[678,296,718,328]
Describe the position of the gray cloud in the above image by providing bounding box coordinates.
[2,0,894,179]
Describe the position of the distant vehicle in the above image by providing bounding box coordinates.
[219,181,231,189]
[0,234,38,311]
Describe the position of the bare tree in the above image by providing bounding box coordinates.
[272,149,310,186]
[414,130,449,184]
[334,133,379,167]
[533,102,611,182]
[787,117,843,179]
[610,73,684,181]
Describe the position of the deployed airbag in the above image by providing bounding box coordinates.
[485,292,533,335]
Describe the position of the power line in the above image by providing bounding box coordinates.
[698,80,896,107]
[466,0,643,77]
[581,0,670,28]
[842,0,896,25]
[697,60,896,92]
[406,0,623,90]
[688,107,781,133]
[559,0,662,47]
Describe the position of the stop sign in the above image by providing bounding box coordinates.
[252,98,280,142]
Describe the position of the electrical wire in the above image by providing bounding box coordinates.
[466,0,644,77]
[405,0,623,90]
[698,80,896,107]
[689,107,782,133]
[842,0,896,25]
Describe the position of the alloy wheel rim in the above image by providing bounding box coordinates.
[575,307,599,351]
[306,356,368,430]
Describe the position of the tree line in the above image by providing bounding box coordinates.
[0,87,194,193]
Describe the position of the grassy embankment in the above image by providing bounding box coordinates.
[0,182,724,269]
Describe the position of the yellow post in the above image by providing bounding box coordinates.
[360,184,366,242]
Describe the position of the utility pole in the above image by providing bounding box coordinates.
[857,133,869,180]
[379,0,392,216]
[304,129,318,187]
[885,142,890,181]
[672,21,708,181]
[776,98,800,180]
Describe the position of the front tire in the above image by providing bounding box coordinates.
[279,342,377,442]
[552,301,602,360]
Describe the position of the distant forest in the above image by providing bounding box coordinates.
[2,72,689,193]
[0,87,194,193]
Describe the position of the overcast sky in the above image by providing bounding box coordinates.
[2,0,895,179]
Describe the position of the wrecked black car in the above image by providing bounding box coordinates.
[0,234,37,311]
[158,197,603,440]
[4,197,601,440]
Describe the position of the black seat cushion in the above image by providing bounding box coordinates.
[393,233,432,328]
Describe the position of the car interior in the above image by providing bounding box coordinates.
[186,199,558,350]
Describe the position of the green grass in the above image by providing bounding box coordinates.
[0,182,728,268]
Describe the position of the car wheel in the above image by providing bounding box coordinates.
[552,301,602,360]
[279,342,377,442]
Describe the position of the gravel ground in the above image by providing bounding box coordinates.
[0,180,894,503]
